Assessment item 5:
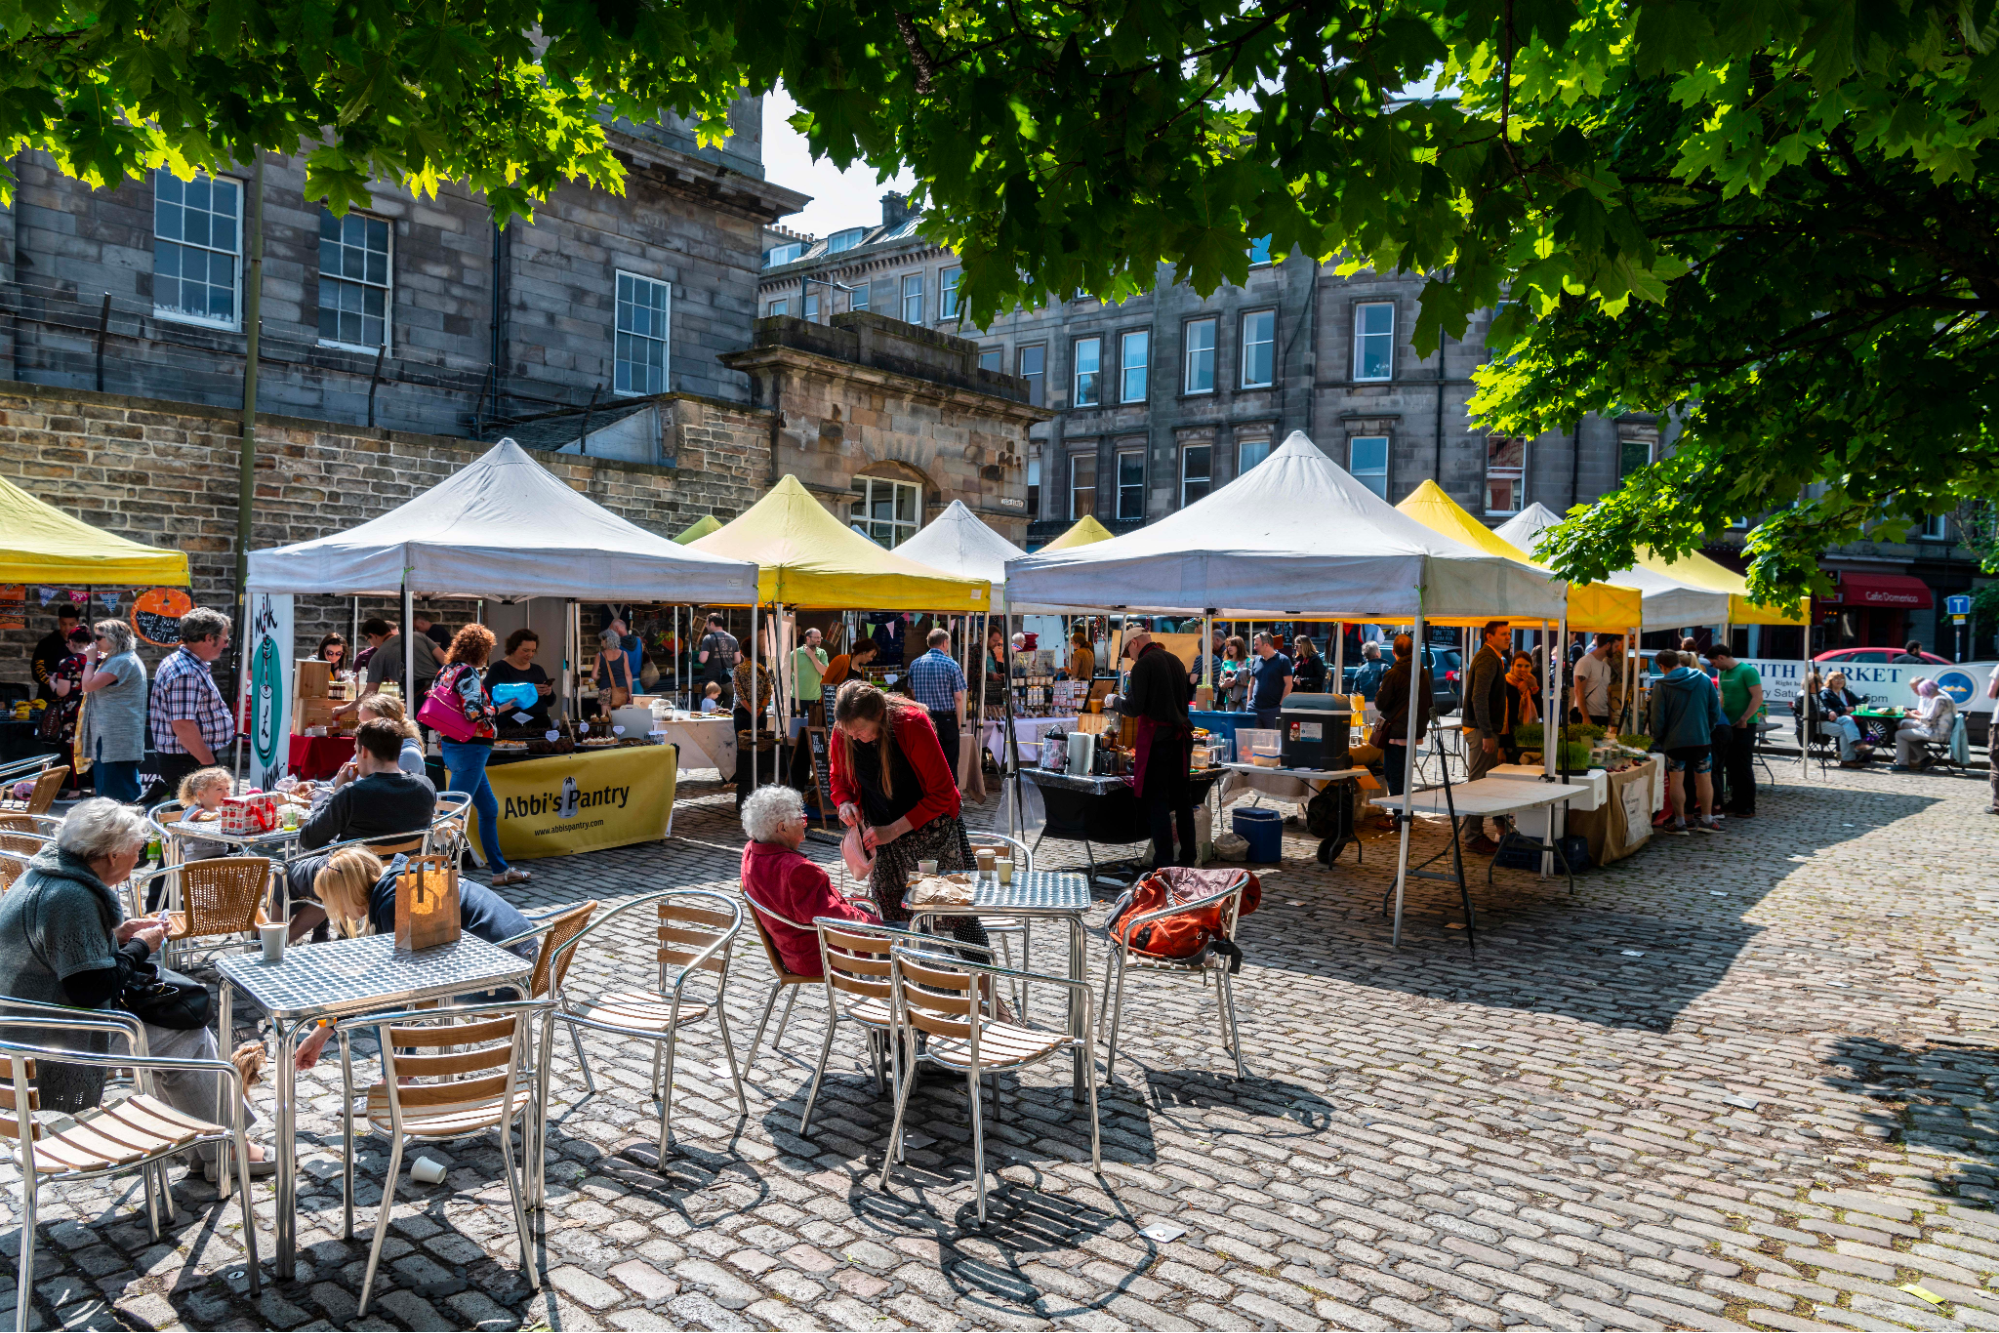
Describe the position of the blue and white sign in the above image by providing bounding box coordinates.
[1935,669,1978,705]
[1946,594,1972,616]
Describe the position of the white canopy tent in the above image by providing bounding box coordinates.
[247,438,760,717]
[1006,431,1567,944]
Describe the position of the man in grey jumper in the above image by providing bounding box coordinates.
[1462,620,1511,852]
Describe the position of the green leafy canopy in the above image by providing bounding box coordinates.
[5,0,1997,600]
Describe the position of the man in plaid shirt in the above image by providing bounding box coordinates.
[149,606,235,799]
[906,626,968,788]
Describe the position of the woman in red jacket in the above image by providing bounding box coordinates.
[829,679,989,949]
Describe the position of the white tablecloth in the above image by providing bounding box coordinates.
[981,716,1081,767]
[655,715,737,776]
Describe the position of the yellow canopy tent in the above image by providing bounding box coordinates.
[1395,481,1642,631]
[690,475,989,610]
[1039,514,1115,552]
[671,514,722,545]
[0,473,188,584]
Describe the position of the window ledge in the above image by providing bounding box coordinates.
[154,309,240,333]
[318,339,390,357]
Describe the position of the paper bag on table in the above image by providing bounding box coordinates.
[394,854,461,952]
[910,874,975,907]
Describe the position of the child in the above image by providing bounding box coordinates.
[175,766,237,862]
[700,681,722,714]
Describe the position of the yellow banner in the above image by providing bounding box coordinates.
[472,745,677,862]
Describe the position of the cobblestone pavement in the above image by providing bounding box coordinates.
[11,756,1999,1331]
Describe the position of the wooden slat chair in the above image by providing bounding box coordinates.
[335,1000,548,1317]
[878,945,1101,1224]
[798,919,996,1137]
[738,887,820,1075]
[0,1011,260,1331]
[0,766,68,817]
[543,889,749,1162]
[495,901,600,1100]
[1098,877,1250,1082]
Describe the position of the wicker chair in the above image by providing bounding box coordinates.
[0,766,68,816]
[129,858,272,965]
[0,850,34,891]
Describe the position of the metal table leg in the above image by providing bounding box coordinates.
[274,1017,305,1280]
[1069,914,1086,1100]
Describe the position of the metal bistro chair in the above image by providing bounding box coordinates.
[738,889,822,1074]
[968,832,1036,1011]
[0,767,68,817]
[495,901,600,1097]
[878,945,1101,1225]
[0,1010,261,1331]
[130,858,273,967]
[1099,875,1251,1082]
[335,999,548,1317]
[544,889,749,1160]
[799,919,997,1136]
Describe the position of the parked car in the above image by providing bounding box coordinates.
[1814,647,1953,665]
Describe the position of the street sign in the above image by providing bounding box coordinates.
[1946,594,1973,616]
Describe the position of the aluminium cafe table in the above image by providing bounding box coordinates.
[216,933,534,1280]
[903,869,1094,1097]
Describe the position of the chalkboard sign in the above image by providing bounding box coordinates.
[806,727,836,830]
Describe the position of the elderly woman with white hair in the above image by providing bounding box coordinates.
[738,785,877,978]
[0,799,272,1179]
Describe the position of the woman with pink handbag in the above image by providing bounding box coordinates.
[418,625,531,887]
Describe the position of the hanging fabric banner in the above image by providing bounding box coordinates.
[242,592,294,791]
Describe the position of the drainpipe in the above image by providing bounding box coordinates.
[230,154,265,778]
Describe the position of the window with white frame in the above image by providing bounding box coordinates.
[763,241,804,267]
[803,291,820,322]
[1017,343,1046,406]
[316,208,391,350]
[940,266,961,320]
[1070,453,1097,518]
[1353,302,1394,381]
[1241,309,1275,387]
[1922,513,1950,540]
[1073,336,1102,407]
[766,299,789,317]
[1237,435,1272,474]
[1184,317,1216,394]
[1181,443,1212,508]
[1619,436,1652,479]
[614,272,670,395]
[1349,435,1389,498]
[850,282,870,312]
[850,476,923,547]
[900,273,924,323]
[153,169,241,328]
[1120,330,1149,403]
[1485,436,1526,515]
[1116,449,1145,520]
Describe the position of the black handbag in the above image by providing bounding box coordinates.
[121,958,211,1031]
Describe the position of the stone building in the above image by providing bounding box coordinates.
[761,196,1984,655]
[0,99,806,439]
[718,314,1049,545]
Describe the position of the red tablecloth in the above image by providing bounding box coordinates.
[288,734,354,781]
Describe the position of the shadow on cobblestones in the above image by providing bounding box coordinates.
[1826,1037,1999,1196]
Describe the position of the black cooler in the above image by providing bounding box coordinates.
[1280,693,1352,770]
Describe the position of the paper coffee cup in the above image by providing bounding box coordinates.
[917,859,939,875]
[410,1156,450,1185]
[975,849,996,871]
[996,859,1014,884]
[258,922,286,963]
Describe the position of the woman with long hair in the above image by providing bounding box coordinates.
[314,631,351,677]
[827,679,988,949]
[431,624,529,886]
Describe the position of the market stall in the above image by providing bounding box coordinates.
[1038,515,1116,552]
[246,439,759,857]
[0,474,191,773]
[688,475,989,800]
[1005,431,1567,944]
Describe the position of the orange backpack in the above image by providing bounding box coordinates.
[1106,867,1260,972]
